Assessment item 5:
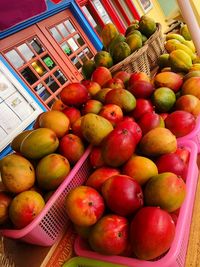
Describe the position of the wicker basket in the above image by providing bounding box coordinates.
[109,44,150,77]
[145,23,166,69]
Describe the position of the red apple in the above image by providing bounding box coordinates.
[60,82,89,106]
[129,80,155,99]
[89,214,129,255]
[105,78,125,89]
[82,100,103,115]
[91,66,112,87]
[86,167,120,192]
[81,80,101,97]
[62,107,81,126]
[59,134,85,164]
[89,146,105,168]
[130,98,154,120]
[130,207,175,260]
[115,119,142,145]
[99,104,123,126]
[65,186,105,226]
[102,174,143,216]
[138,111,165,135]
[113,71,131,88]
[155,152,187,180]
[165,110,196,137]
[0,192,12,225]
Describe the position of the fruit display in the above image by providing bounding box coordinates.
[1,58,200,232]
[82,15,158,79]
[0,16,199,266]
[47,67,197,262]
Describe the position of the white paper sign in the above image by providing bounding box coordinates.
[5,91,34,121]
[0,127,7,140]
[0,70,16,100]
[0,102,21,134]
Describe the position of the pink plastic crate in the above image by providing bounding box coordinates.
[74,140,199,267]
[0,146,92,246]
[178,115,200,153]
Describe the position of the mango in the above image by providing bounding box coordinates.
[108,33,126,56]
[112,42,131,64]
[126,34,142,53]
[139,127,177,157]
[94,51,113,68]
[11,130,32,152]
[144,172,186,212]
[39,110,70,138]
[0,154,35,193]
[139,15,156,37]
[101,23,119,50]
[125,24,139,36]
[166,33,185,43]
[9,191,45,229]
[105,89,136,112]
[154,72,183,92]
[169,49,192,73]
[36,153,70,190]
[81,114,113,145]
[183,71,200,82]
[182,77,200,99]
[157,54,170,69]
[94,88,112,103]
[182,40,195,53]
[189,63,200,72]
[165,39,196,60]
[180,24,191,40]
[20,128,59,159]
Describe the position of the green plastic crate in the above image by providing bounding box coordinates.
[62,257,126,267]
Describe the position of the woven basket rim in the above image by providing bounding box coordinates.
[145,23,162,44]
[109,44,148,72]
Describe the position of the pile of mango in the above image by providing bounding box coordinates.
[158,24,199,73]
[0,108,87,229]
[82,15,157,80]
